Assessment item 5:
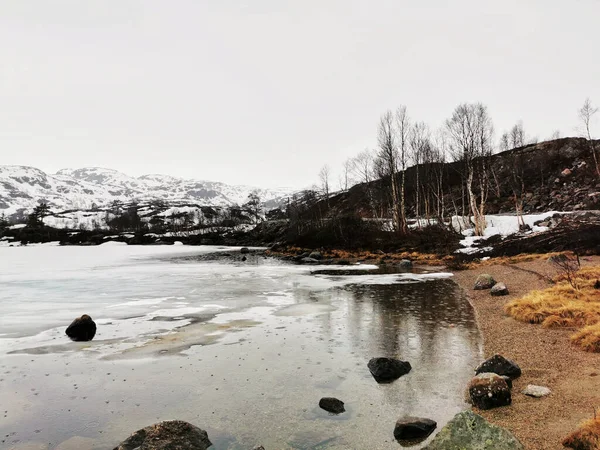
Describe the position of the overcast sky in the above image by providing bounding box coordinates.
[1,1,599,189]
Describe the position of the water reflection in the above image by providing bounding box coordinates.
[0,257,482,450]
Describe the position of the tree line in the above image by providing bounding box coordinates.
[312,99,598,236]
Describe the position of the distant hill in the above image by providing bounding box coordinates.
[0,166,295,222]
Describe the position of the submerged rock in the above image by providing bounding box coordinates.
[474,274,496,290]
[394,416,437,442]
[468,373,512,410]
[367,357,411,383]
[65,314,97,342]
[319,397,345,414]
[113,420,211,450]
[522,384,551,398]
[423,410,524,449]
[491,282,509,296]
[475,354,522,379]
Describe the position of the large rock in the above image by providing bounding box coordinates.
[319,397,345,414]
[367,357,411,383]
[468,373,512,410]
[423,410,524,449]
[475,354,522,379]
[394,417,437,442]
[113,420,211,450]
[65,314,97,342]
[474,274,496,290]
[491,282,509,296]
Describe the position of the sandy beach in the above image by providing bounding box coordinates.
[452,256,600,449]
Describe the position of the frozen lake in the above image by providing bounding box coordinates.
[0,244,482,449]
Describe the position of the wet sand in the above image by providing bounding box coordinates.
[452,256,600,450]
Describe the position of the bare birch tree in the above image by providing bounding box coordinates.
[395,106,410,233]
[377,110,405,233]
[579,98,599,176]
[445,103,494,236]
[409,121,430,225]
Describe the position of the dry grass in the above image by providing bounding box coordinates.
[505,266,600,351]
[562,415,600,450]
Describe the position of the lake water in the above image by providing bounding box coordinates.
[0,244,482,450]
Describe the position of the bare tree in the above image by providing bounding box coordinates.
[579,98,599,176]
[377,110,405,233]
[500,121,526,151]
[351,149,377,216]
[318,164,331,199]
[409,121,431,225]
[339,158,353,191]
[446,103,494,236]
[395,106,410,233]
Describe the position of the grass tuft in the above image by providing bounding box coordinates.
[505,265,600,352]
[562,416,600,450]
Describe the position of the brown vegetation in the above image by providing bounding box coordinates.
[505,264,600,351]
[562,415,600,450]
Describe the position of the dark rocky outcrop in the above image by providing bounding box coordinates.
[367,357,411,383]
[475,354,522,379]
[394,417,437,442]
[113,420,211,450]
[423,410,524,449]
[318,397,345,414]
[468,373,512,410]
[65,314,97,341]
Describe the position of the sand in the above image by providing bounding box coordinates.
[452,256,600,450]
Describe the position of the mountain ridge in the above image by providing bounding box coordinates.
[0,165,295,220]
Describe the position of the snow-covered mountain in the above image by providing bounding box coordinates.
[0,165,295,221]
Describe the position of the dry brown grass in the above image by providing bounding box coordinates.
[562,415,600,450]
[505,266,600,352]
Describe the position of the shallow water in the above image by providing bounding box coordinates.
[0,244,482,449]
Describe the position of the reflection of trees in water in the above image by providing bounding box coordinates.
[329,279,482,409]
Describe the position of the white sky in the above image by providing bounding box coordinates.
[1,0,599,189]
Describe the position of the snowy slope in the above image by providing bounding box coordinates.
[0,165,294,220]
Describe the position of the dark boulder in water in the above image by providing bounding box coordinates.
[65,314,97,341]
[319,397,345,414]
[113,420,212,450]
[368,357,412,383]
[394,416,437,442]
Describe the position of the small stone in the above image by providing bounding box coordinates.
[561,168,572,177]
[318,397,345,414]
[522,384,551,398]
[473,274,496,290]
[399,259,413,270]
[394,417,437,442]
[491,282,509,296]
[240,247,250,254]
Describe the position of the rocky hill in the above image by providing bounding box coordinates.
[0,166,294,222]
[322,137,600,220]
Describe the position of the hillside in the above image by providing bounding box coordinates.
[323,137,600,220]
[0,166,294,222]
